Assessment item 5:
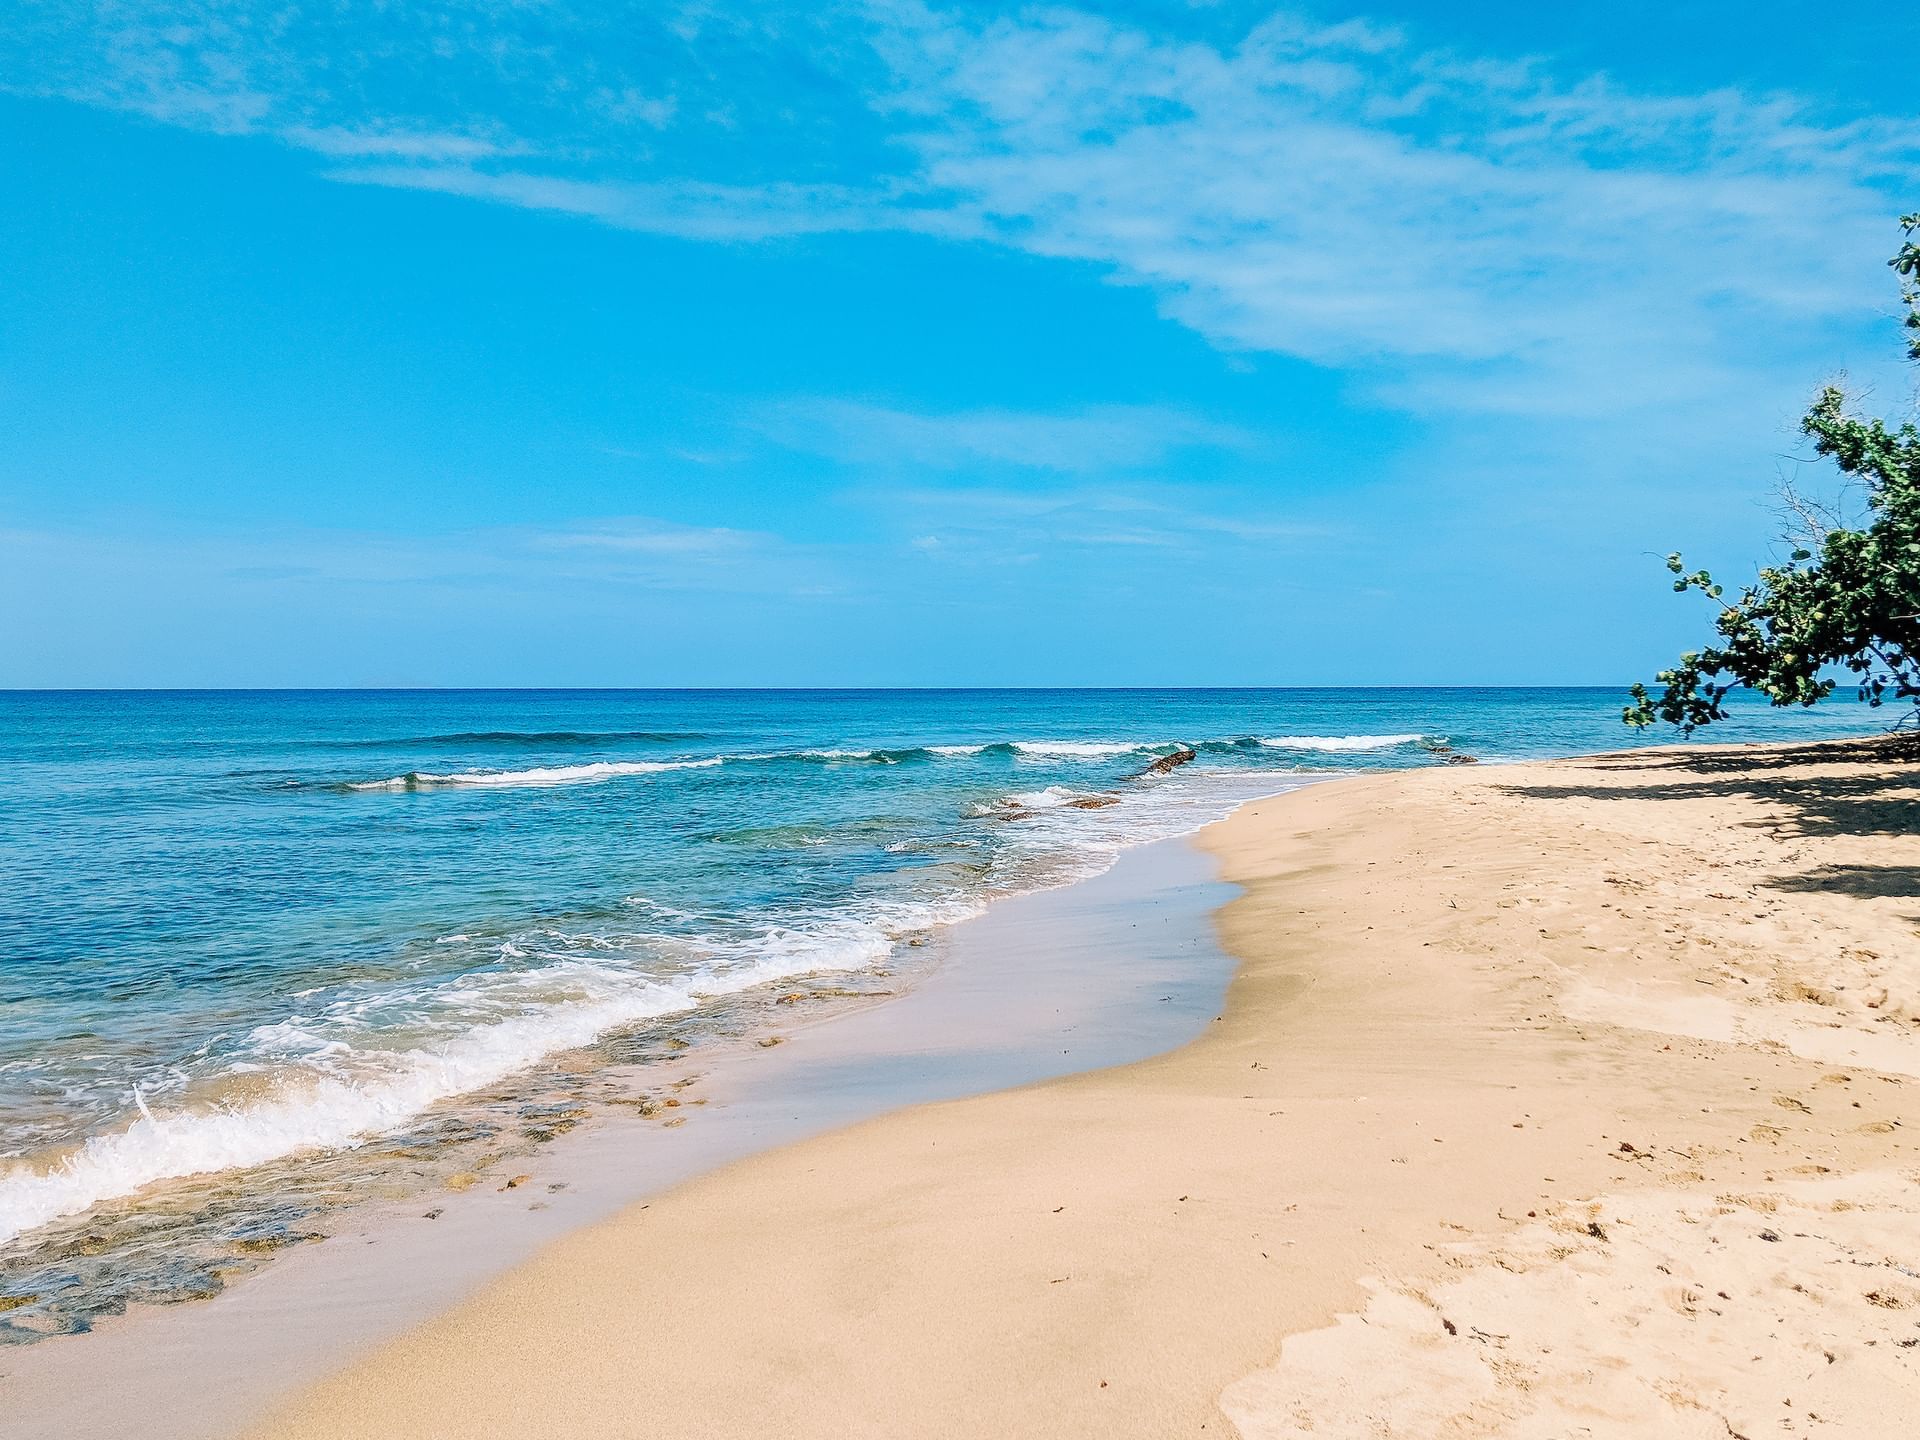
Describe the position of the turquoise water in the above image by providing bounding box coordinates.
[0,687,1886,1334]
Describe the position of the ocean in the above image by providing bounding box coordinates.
[0,686,1887,1338]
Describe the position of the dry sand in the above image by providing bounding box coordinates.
[253,737,1920,1439]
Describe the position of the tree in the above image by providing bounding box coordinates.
[1624,215,1920,734]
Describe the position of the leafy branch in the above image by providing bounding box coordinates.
[1625,214,1920,734]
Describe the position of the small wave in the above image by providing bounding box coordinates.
[968,786,1116,816]
[338,730,708,748]
[714,823,835,849]
[0,746,1330,1249]
[905,740,1184,760]
[711,815,914,849]
[344,758,723,791]
[1256,734,1427,752]
[334,739,1292,789]
[0,900,978,1248]
[338,745,950,789]
[1008,740,1177,758]
[786,747,931,764]
[1005,786,1080,809]
[618,897,715,923]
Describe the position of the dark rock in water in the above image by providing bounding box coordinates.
[229,1228,322,1256]
[1064,794,1121,809]
[1443,753,1480,765]
[1136,747,1198,778]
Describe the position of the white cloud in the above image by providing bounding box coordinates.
[754,399,1250,471]
[326,166,900,241]
[866,481,1331,562]
[1,513,812,595]
[7,2,1914,419]
[870,4,1914,412]
[529,518,762,556]
[283,125,517,162]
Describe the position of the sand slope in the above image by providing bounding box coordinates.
[252,738,1920,1439]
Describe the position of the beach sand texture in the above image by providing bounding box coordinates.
[253,738,1920,1438]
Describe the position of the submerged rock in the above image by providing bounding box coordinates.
[1136,747,1198,778]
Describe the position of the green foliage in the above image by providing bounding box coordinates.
[1897,211,1920,362]
[1625,215,1920,733]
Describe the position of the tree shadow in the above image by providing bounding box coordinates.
[1767,863,1920,898]
[1765,863,1920,924]
[1579,733,1920,775]
[1495,734,1920,842]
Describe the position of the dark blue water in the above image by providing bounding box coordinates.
[0,686,1886,1333]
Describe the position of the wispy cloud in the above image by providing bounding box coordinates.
[325,166,900,241]
[7,2,1914,418]
[3,2,872,177]
[872,5,1913,412]
[755,399,1251,472]
[283,125,519,163]
[528,517,763,557]
[3,513,819,595]
[867,482,1331,562]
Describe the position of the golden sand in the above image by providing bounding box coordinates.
[253,739,1920,1438]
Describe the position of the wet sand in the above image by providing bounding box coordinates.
[248,738,1920,1438]
[1,832,1262,1439]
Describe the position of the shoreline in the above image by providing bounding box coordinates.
[244,735,1919,1438]
[1,823,1273,1439]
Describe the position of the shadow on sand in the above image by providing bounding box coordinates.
[1493,734,1920,919]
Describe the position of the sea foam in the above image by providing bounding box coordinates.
[1257,734,1426,752]
[0,903,972,1248]
[345,758,724,790]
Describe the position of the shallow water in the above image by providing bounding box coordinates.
[0,687,1886,1336]
[0,834,1244,1440]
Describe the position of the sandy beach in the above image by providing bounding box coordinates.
[19,6,1916,1432]
[237,736,1920,1437]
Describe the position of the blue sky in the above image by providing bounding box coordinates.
[2,1,1914,687]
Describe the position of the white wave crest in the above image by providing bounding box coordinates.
[0,905,966,1248]
[1009,740,1164,758]
[1256,734,1425,752]
[969,786,1104,815]
[347,758,723,790]
[1009,786,1080,808]
[0,735,1337,1250]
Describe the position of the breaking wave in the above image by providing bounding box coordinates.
[329,735,1443,792]
[337,730,709,748]
[1255,734,1427,752]
[966,785,1108,815]
[343,758,724,790]
[0,901,973,1248]
[1,735,1329,1250]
